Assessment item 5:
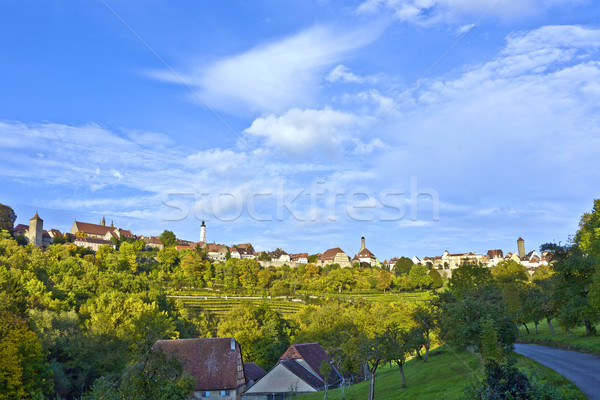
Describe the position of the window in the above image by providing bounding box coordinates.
[220,390,230,396]
[201,392,210,398]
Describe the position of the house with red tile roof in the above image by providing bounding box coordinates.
[318,247,351,268]
[154,337,246,400]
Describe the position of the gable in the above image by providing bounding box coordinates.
[243,363,319,394]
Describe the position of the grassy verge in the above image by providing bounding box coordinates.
[513,354,587,399]
[295,346,585,400]
[518,320,600,355]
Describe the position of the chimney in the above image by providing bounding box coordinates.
[230,337,236,351]
[360,236,365,251]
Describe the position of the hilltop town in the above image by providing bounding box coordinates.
[13,211,550,276]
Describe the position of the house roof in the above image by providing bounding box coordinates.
[154,337,244,391]
[73,221,117,237]
[118,228,135,238]
[244,362,267,382]
[13,224,28,234]
[143,236,163,245]
[208,243,227,253]
[357,248,375,258]
[279,342,337,383]
[487,249,503,258]
[31,212,42,221]
[279,359,325,390]
[320,247,346,262]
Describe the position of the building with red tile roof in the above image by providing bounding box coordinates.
[154,337,246,400]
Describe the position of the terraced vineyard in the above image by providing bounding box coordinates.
[169,295,307,318]
[307,290,434,305]
[169,290,434,320]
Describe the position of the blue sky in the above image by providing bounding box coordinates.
[1,0,600,259]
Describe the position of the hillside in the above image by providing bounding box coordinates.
[295,347,586,400]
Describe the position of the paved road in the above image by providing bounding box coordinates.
[514,343,600,400]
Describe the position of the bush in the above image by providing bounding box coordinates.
[465,360,580,400]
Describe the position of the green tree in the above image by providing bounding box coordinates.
[411,306,435,362]
[428,268,443,289]
[86,350,194,400]
[159,230,177,248]
[544,243,598,335]
[0,310,53,399]
[531,265,558,334]
[376,269,393,293]
[382,324,412,389]
[491,260,529,284]
[0,204,16,233]
[408,264,433,290]
[319,360,333,399]
[392,257,414,276]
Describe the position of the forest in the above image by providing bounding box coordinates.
[1,200,599,399]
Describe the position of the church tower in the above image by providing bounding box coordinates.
[360,236,366,251]
[27,212,43,246]
[200,220,206,243]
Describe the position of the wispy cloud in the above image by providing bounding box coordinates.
[149,24,386,114]
[357,0,588,26]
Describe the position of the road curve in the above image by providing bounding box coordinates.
[514,343,600,400]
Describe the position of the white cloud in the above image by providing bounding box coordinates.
[326,64,382,84]
[357,0,587,25]
[151,24,384,114]
[244,107,366,155]
[373,24,600,201]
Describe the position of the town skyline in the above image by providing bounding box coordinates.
[10,207,549,262]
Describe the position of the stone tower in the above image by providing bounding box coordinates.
[102,216,106,226]
[200,220,206,243]
[517,237,525,259]
[27,212,43,246]
[360,236,366,251]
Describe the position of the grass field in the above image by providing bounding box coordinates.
[295,346,586,400]
[518,319,600,354]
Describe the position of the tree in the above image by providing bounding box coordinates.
[376,269,393,293]
[0,203,16,233]
[545,243,598,335]
[436,267,517,353]
[411,306,435,362]
[392,257,414,276]
[258,252,271,261]
[531,265,557,334]
[408,264,433,290]
[159,230,177,248]
[357,333,385,400]
[491,260,529,284]
[521,286,545,334]
[0,309,53,398]
[319,360,333,399]
[428,268,443,289]
[87,350,194,400]
[382,324,412,389]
